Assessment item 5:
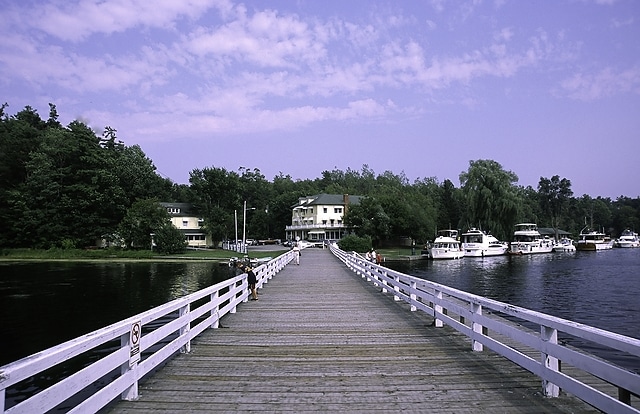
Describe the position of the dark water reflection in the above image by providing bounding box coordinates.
[0,261,235,366]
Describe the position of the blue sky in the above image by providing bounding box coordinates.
[2,0,639,198]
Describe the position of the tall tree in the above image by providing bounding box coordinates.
[538,175,573,233]
[459,160,520,241]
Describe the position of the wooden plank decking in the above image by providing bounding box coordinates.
[105,248,599,413]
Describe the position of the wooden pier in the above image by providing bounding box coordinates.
[105,248,599,413]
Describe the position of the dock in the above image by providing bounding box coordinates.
[105,248,598,413]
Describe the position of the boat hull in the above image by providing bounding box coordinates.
[509,242,554,255]
[430,248,464,259]
[463,245,508,257]
[576,241,614,251]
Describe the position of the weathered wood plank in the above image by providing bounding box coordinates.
[103,248,599,413]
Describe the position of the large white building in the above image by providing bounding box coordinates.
[285,194,362,243]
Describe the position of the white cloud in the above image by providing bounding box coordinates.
[560,66,640,100]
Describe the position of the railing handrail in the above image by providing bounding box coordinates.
[0,251,295,414]
[329,244,640,414]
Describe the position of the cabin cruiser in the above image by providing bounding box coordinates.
[429,229,464,259]
[461,228,508,257]
[614,229,639,248]
[552,237,576,252]
[509,223,554,255]
[576,228,614,251]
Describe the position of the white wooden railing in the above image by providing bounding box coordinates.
[330,244,640,414]
[0,251,294,414]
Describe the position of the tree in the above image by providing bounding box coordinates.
[119,198,170,249]
[538,175,573,233]
[459,160,520,241]
[343,197,391,246]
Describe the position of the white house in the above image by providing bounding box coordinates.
[159,202,211,248]
[285,194,362,243]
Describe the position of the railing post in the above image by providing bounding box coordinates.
[211,291,219,329]
[180,304,191,354]
[120,331,139,401]
[381,269,388,293]
[541,325,560,397]
[393,275,401,301]
[410,280,417,311]
[471,302,483,352]
[434,289,443,327]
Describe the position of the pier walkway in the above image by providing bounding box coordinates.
[106,248,597,413]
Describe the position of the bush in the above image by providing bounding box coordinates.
[154,224,187,254]
[337,234,372,252]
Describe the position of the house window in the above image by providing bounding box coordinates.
[334,207,342,213]
[323,207,328,213]
[182,220,188,227]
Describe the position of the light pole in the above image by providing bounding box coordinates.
[242,201,256,254]
[234,209,239,252]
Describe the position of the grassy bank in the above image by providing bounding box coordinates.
[0,248,279,261]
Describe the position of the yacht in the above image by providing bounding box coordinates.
[461,228,508,257]
[509,223,554,255]
[576,227,614,251]
[429,229,464,259]
[614,229,639,248]
[552,237,576,252]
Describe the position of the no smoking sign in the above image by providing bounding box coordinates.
[129,321,141,366]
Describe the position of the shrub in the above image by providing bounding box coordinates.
[337,234,371,252]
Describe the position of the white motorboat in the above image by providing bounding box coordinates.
[429,229,464,259]
[509,223,554,255]
[614,229,639,248]
[552,237,576,252]
[461,228,508,257]
[576,227,614,251]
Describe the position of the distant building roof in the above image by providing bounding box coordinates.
[291,194,364,208]
[159,202,199,216]
[538,227,572,236]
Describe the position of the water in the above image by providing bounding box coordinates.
[0,261,235,366]
[386,248,640,372]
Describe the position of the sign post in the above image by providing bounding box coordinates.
[129,321,141,366]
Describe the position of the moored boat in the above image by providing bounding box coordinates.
[576,227,614,251]
[461,228,508,257]
[552,237,576,252]
[614,229,639,248]
[509,223,554,255]
[429,229,464,259]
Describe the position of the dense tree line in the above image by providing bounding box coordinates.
[1,104,639,250]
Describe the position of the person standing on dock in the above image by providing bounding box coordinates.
[292,242,301,265]
[236,262,258,300]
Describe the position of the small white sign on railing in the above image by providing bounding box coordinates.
[129,321,141,366]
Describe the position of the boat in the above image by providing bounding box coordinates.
[429,229,464,259]
[509,223,554,255]
[576,227,614,251]
[552,237,576,252]
[614,229,640,248]
[460,228,508,257]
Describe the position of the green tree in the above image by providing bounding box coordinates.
[538,175,573,233]
[119,198,170,249]
[459,160,519,241]
[343,196,391,246]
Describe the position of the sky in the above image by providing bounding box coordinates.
[2,0,639,199]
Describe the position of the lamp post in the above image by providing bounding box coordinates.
[234,209,239,253]
[242,201,256,254]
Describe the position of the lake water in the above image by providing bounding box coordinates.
[1,249,638,369]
